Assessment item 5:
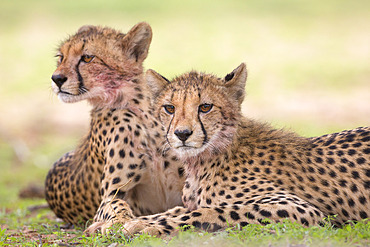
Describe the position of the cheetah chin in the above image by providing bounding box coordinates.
[57,91,87,103]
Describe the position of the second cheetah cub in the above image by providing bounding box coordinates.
[118,63,369,236]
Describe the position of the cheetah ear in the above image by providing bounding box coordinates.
[146,69,170,99]
[77,25,96,33]
[224,63,247,104]
[122,22,152,63]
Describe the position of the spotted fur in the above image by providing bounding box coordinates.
[119,63,370,237]
[45,23,185,231]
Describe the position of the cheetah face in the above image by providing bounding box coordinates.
[51,23,152,106]
[51,43,97,103]
[147,63,247,159]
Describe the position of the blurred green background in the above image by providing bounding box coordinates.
[0,0,369,206]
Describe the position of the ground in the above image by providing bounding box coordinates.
[0,0,369,245]
[1,206,369,246]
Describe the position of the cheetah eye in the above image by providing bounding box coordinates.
[81,54,95,63]
[55,54,64,64]
[199,104,213,113]
[163,105,175,114]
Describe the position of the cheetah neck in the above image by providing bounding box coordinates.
[88,73,151,114]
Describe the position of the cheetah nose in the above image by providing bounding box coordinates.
[174,129,193,142]
[52,74,68,88]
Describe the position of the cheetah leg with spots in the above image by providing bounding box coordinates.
[121,194,325,237]
[85,144,151,234]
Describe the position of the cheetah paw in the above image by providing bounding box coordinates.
[122,219,164,237]
[84,221,111,235]
[84,199,135,235]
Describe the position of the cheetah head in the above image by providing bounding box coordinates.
[147,63,247,159]
[51,22,152,107]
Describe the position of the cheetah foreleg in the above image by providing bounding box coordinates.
[121,195,325,237]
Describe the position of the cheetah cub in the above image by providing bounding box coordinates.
[119,63,369,236]
[45,23,184,232]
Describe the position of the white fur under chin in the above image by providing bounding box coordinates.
[172,140,222,161]
[58,92,88,103]
[56,86,101,104]
[174,146,205,159]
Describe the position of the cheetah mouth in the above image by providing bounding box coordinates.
[172,144,195,150]
[57,89,88,103]
[58,90,79,96]
[176,145,202,152]
[178,146,195,150]
[57,87,88,96]
[171,141,204,153]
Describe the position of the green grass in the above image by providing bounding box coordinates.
[1,208,369,246]
[0,0,369,245]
